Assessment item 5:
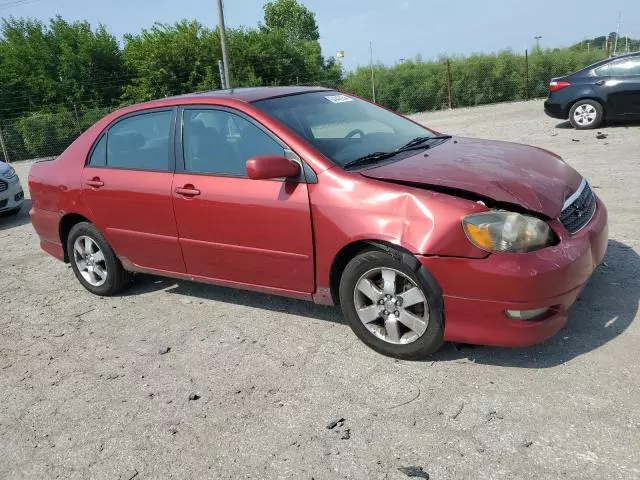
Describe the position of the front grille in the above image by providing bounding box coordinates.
[0,180,7,192]
[559,181,596,234]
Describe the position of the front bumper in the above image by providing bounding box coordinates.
[419,197,608,347]
[0,175,25,212]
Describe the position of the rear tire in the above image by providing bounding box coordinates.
[66,222,130,296]
[339,248,445,360]
[569,99,604,130]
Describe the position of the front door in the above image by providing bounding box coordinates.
[593,57,640,116]
[81,108,186,273]
[171,107,315,294]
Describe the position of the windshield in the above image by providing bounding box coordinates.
[253,91,434,167]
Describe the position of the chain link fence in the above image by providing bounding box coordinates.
[0,48,612,163]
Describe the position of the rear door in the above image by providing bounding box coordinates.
[171,106,315,294]
[593,57,640,116]
[81,107,186,273]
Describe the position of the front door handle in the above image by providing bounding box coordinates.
[594,80,606,86]
[175,185,201,197]
[85,177,104,188]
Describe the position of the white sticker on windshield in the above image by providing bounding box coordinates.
[324,94,353,104]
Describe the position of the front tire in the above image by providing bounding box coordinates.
[339,248,444,359]
[569,99,604,130]
[66,222,130,296]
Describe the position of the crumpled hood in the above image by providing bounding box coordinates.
[360,137,583,218]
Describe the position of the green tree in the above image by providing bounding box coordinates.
[121,21,222,103]
[263,0,319,42]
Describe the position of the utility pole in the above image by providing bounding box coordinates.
[524,49,529,100]
[613,11,622,56]
[217,0,231,88]
[369,41,376,103]
[534,36,542,52]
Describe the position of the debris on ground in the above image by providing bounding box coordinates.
[572,138,580,142]
[522,440,533,448]
[326,418,345,430]
[341,429,351,440]
[188,393,200,401]
[450,402,464,420]
[486,409,504,422]
[158,346,171,355]
[596,132,608,140]
[398,466,429,478]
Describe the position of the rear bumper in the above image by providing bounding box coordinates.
[544,100,569,120]
[0,176,25,212]
[30,206,65,261]
[419,197,608,347]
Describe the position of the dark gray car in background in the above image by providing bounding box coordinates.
[544,52,640,129]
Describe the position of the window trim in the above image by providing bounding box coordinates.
[85,106,178,173]
[176,105,307,183]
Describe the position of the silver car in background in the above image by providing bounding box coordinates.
[0,161,24,215]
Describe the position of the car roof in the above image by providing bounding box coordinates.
[163,86,332,104]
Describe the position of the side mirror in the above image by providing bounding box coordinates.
[246,155,301,180]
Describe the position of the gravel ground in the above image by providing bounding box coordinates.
[1,100,639,480]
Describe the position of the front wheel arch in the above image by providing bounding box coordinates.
[329,240,443,307]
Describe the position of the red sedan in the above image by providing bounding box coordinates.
[28,87,608,359]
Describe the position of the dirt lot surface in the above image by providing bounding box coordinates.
[1,100,639,479]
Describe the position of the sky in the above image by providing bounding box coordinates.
[3,0,640,71]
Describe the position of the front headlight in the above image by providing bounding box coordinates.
[3,166,16,179]
[462,211,552,253]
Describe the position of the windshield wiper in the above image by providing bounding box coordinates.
[342,151,396,169]
[395,135,452,152]
[342,135,453,170]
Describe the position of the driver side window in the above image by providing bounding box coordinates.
[182,109,285,176]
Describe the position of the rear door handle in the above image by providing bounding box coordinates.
[175,185,201,197]
[85,178,104,188]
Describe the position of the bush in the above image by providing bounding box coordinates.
[342,49,606,114]
[11,106,114,160]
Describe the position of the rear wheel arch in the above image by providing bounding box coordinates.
[568,96,605,112]
[59,213,92,262]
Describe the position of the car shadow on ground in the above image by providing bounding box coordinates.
[126,274,342,323]
[125,239,637,369]
[555,119,640,130]
[0,199,31,231]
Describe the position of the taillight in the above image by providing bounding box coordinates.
[549,81,571,92]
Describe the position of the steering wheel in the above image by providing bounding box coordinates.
[345,129,364,139]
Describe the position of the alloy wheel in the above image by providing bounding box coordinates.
[573,103,597,126]
[353,267,429,345]
[73,235,108,287]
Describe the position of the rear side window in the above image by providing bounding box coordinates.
[595,58,640,76]
[88,135,106,167]
[182,109,284,176]
[105,111,172,171]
